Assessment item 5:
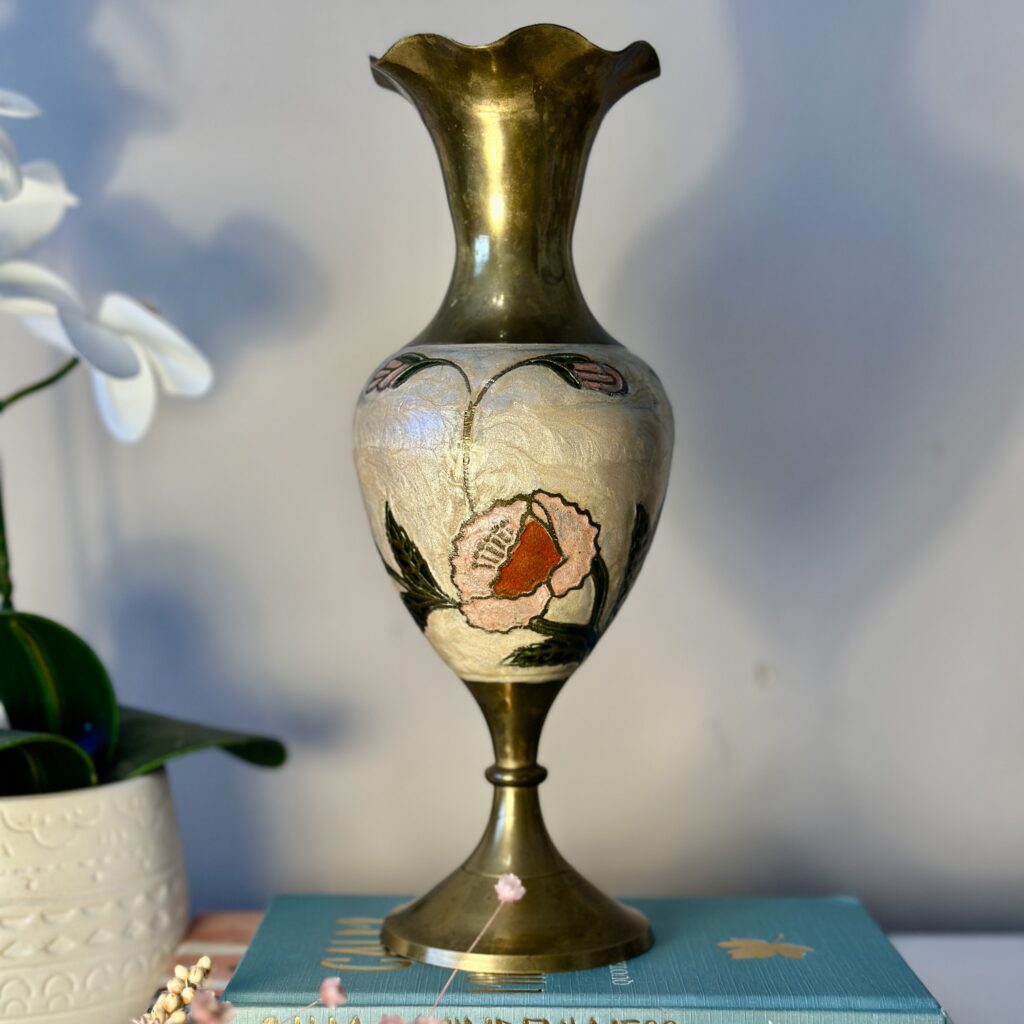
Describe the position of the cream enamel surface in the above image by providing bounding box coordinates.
[353,343,673,682]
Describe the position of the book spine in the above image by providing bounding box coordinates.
[229,1005,948,1024]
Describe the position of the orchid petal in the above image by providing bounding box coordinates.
[0,126,21,202]
[90,357,157,443]
[0,89,41,119]
[0,260,80,316]
[0,160,78,260]
[16,313,76,355]
[97,292,212,396]
[59,306,141,378]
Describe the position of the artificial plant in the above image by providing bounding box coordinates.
[0,86,285,795]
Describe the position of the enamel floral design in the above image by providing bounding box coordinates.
[360,347,663,673]
[452,492,598,633]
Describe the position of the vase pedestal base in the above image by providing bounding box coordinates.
[380,679,653,973]
[382,863,651,973]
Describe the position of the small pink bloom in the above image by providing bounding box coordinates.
[366,357,407,393]
[380,1016,407,1024]
[495,873,527,903]
[570,360,627,396]
[319,976,348,1009]
[190,990,235,1024]
[452,492,598,633]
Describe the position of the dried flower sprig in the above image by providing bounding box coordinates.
[424,872,527,1017]
[323,872,526,1024]
[132,956,233,1024]
[300,975,349,1014]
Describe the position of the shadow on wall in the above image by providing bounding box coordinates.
[614,0,1024,927]
[98,541,354,909]
[1,0,328,371]
[1,1,335,907]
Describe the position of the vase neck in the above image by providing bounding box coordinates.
[372,25,659,346]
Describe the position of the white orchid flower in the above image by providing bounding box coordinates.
[0,87,42,202]
[0,261,213,442]
[0,159,78,259]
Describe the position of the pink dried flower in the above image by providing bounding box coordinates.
[380,1016,407,1024]
[319,976,348,1009]
[190,990,234,1024]
[495,873,526,903]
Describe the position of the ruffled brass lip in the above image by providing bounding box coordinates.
[371,23,659,99]
[367,24,660,347]
[374,22,655,78]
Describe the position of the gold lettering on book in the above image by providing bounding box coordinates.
[320,916,410,971]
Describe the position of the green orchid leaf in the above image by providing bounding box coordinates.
[106,706,286,782]
[0,729,98,795]
[0,611,119,768]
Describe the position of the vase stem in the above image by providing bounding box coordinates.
[380,676,652,972]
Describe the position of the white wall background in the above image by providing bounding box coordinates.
[3,0,1023,930]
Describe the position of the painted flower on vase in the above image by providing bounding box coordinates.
[367,356,413,392]
[451,491,598,633]
[564,359,627,395]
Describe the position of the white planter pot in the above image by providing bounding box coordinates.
[0,771,188,1023]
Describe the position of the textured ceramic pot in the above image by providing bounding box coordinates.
[0,772,188,1023]
[354,25,672,971]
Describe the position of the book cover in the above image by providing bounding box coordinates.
[223,895,948,1024]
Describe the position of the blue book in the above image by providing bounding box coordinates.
[224,895,948,1024]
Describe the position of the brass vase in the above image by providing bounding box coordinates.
[353,25,673,972]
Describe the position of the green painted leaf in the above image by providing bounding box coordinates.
[399,589,451,631]
[390,353,442,388]
[526,357,585,390]
[383,503,454,631]
[588,551,610,631]
[503,619,597,667]
[106,706,286,782]
[609,504,652,623]
[0,612,119,767]
[0,729,97,795]
[519,353,628,396]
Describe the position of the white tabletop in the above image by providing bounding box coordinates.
[891,935,1024,1024]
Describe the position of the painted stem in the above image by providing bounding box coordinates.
[428,901,505,1014]
[0,356,79,415]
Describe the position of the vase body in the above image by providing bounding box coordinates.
[353,25,672,970]
[0,772,188,1023]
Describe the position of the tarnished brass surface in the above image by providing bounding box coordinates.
[372,24,660,973]
[381,680,653,972]
[371,24,659,348]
